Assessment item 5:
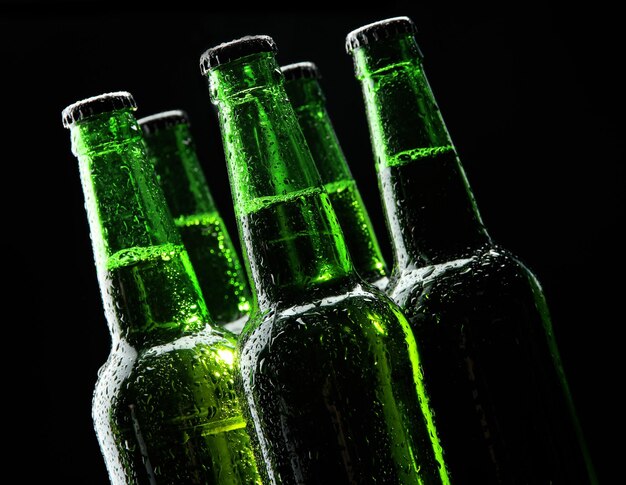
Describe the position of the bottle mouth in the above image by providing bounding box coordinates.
[200,35,277,75]
[345,16,417,54]
[62,91,136,128]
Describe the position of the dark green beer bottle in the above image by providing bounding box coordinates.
[200,35,452,485]
[138,110,251,333]
[281,61,389,289]
[62,92,263,484]
[346,16,597,484]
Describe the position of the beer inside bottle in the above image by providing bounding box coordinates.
[201,35,451,484]
[62,92,262,484]
[139,110,251,333]
[281,61,389,289]
[346,16,597,484]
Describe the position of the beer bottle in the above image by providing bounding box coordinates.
[281,61,389,289]
[62,92,263,484]
[200,35,452,485]
[346,16,597,484]
[138,110,251,333]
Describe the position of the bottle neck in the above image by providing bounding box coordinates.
[283,77,352,186]
[142,121,218,220]
[352,34,491,269]
[284,76,388,286]
[208,53,354,310]
[142,119,252,326]
[70,109,210,347]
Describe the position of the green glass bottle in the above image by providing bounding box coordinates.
[200,35,452,485]
[62,92,263,485]
[138,110,251,334]
[281,61,389,290]
[346,16,597,484]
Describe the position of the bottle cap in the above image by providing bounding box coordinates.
[62,91,136,128]
[345,16,418,53]
[138,110,189,135]
[200,35,277,74]
[281,62,321,81]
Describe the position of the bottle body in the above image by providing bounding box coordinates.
[140,112,251,332]
[389,245,591,484]
[347,18,596,484]
[94,331,260,485]
[239,281,444,485]
[63,94,263,484]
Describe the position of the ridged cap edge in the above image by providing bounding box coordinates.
[200,35,277,75]
[345,16,417,53]
[62,91,136,128]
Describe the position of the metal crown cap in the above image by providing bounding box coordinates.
[199,35,277,75]
[138,110,190,135]
[345,16,418,53]
[62,91,136,128]
[281,62,321,82]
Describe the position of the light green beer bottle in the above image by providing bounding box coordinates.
[200,35,452,485]
[281,61,389,289]
[346,16,597,484]
[138,110,251,334]
[62,92,263,485]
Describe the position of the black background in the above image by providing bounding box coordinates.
[3,4,623,484]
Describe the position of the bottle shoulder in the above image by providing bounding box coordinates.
[237,279,411,359]
[249,278,398,320]
[388,244,542,307]
[94,328,238,400]
[92,331,247,449]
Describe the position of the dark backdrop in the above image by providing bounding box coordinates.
[3,4,622,483]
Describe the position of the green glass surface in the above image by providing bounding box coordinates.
[283,73,388,289]
[349,22,597,484]
[140,115,251,332]
[65,100,263,484]
[204,44,451,484]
